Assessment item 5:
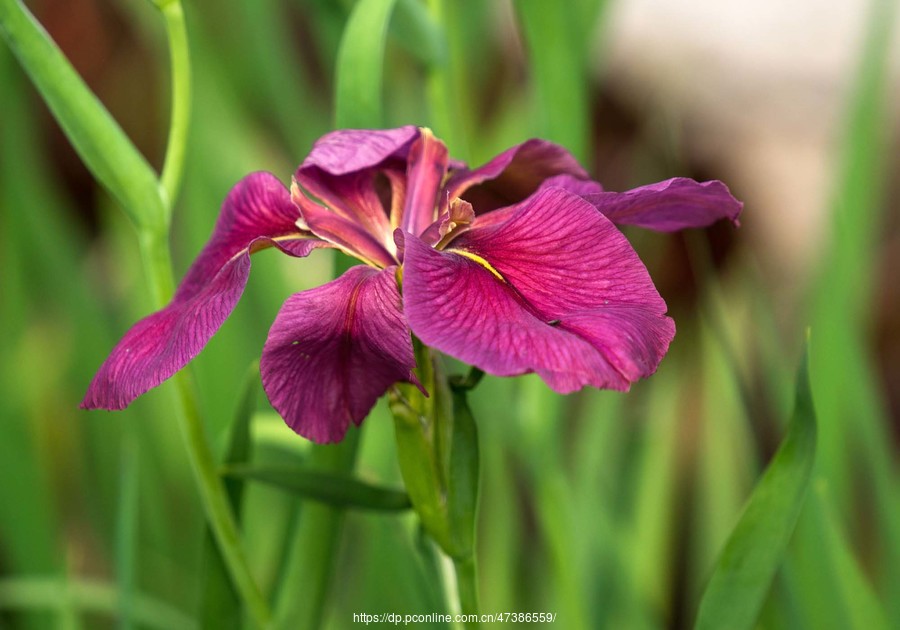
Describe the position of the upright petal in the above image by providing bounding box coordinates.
[403,188,675,392]
[291,181,397,267]
[261,265,418,443]
[293,170,395,252]
[582,177,743,232]
[82,172,323,410]
[295,128,420,253]
[444,139,596,212]
[298,127,419,176]
[401,128,449,236]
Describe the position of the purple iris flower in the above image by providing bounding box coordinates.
[82,126,741,443]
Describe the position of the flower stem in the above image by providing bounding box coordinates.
[137,4,270,624]
[272,430,361,630]
[172,373,272,628]
[453,555,480,628]
[157,0,191,208]
[136,229,271,628]
[137,229,175,308]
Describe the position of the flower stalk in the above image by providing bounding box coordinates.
[1,0,271,624]
[271,430,360,629]
[144,2,272,625]
[389,342,482,622]
[453,555,480,628]
[157,0,191,206]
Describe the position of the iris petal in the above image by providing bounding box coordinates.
[583,177,743,232]
[260,265,418,443]
[445,139,595,212]
[401,128,449,236]
[82,172,323,410]
[292,182,396,267]
[298,127,419,176]
[294,128,423,260]
[402,187,675,392]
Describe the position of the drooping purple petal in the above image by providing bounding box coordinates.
[401,128,449,237]
[444,139,595,213]
[298,126,419,176]
[82,172,324,410]
[402,187,675,392]
[583,177,743,232]
[260,265,418,443]
[535,173,604,197]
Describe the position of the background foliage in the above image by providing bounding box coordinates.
[0,0,897,628]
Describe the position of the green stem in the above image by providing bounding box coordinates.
[137,229,176,309]
[137,4,270,624]
[115,431,139,630]
[172,372,272,628]
[453,556,480,628]
[139,228,271,628]
[272,430,361,630]
[157,0,191,208]
[3,0,270,624]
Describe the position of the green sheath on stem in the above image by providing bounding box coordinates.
[389,344,481,623]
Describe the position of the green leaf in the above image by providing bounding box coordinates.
[198,363,259,630]
[694,341,817,630]
[0,577,195,630]
[514,0,590,162]
[389,344,456,552]
[334,0,399,128]
[114,433,139,630]
[446,386,479,557]
[810,486,889,630]
[391,0,446,67]
[807,0,900,616]
[0,0,166,230]
[270,432,361,630]
[224,464,412,512]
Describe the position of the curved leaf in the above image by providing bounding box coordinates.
[334,0,398,129]
[199,362,259,630]
[223,464,412,512]
[0,0,166,229]
[694,342,817,630]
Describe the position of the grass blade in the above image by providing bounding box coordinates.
[0,0,165,229]
[694,341,817,630]
[224,465,412,512]
[115,433,140,630]
[334,0,399,129]
[0,577,195,630]
[198,362,259,630]
[513,0,590,162]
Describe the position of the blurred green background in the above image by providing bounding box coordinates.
[1,0,898,628]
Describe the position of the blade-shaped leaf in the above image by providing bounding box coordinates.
[514,0,590,162]
[0,0,166,229]
[0,577,195,630]
[115,433,139,630]
[446,385,479,557]
[334,0,398,129]
[694,342,817,630]
[198,362,259,630]
[224,464,412,512]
